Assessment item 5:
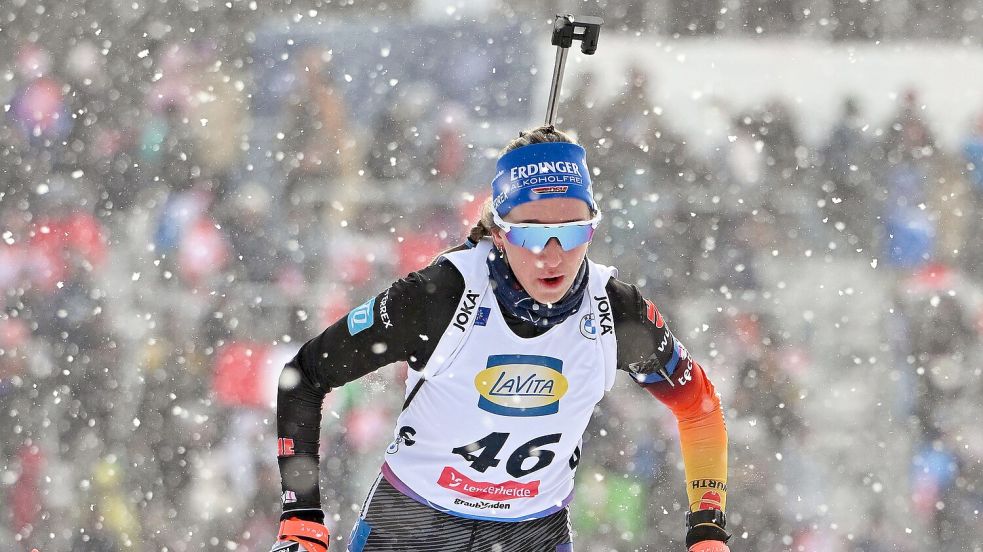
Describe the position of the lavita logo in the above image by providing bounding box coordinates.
[489,371,555,397]
[593,295,613,335]
[453,290,480,331]
[475,355,568,417]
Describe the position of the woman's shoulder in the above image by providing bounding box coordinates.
[395,257,467,304]
[603,274,642,304]
[602,275,665,328]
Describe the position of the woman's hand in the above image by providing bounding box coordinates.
[688,540,730,552]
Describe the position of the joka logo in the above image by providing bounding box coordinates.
[593,295,613,335]
[474,354,567,417]
[453,290,480,331]
[437,466,540,501]
[281,490,297,504]
[277,438,295,457]
[347,297,376,335]
[580,314,598,339]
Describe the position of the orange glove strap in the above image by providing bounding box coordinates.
[278,519,330,552]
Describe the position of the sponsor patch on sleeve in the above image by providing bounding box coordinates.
[644,298,664,328]
[347,296,376,335]
[277,437,295,456]
[698,490,723,510]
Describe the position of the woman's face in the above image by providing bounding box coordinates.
[492,198,593,304]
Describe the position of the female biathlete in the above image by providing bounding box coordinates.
[272,126,732,552]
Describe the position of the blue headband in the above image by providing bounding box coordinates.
[491,142,596,216]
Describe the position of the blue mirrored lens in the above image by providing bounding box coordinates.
[504,224,595,252]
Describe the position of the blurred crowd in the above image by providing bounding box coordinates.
[2,2,983,552]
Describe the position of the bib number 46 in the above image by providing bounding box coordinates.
[451,432,562,478]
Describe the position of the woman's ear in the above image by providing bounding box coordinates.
[490,227,505,251]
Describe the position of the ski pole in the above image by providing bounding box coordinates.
[544,14,603,127]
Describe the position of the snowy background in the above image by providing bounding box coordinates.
[2,1,983,551]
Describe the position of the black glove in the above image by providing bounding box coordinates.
[685,509,731,549]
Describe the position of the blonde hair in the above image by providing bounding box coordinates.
[432,125,578,263]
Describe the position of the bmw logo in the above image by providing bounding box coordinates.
[580,314,598,339]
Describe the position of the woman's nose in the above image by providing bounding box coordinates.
[539,238,563,266]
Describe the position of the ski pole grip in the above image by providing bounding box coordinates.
[551,14,603,55]
[544,14,604,126]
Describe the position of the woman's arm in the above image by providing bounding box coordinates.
[606,278,730,548]
[644,362,730,547]
[277,260,465,522]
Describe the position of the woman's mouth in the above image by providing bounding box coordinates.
[539,275,565,289]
